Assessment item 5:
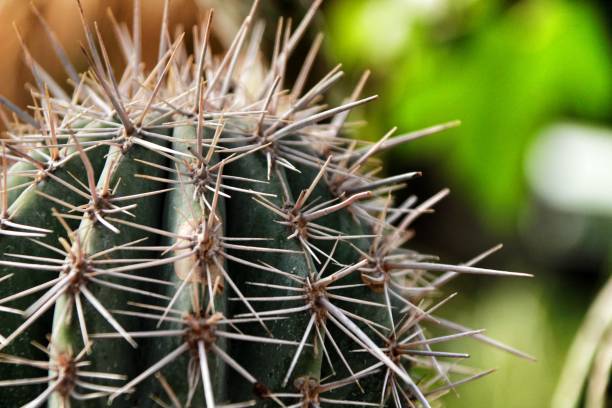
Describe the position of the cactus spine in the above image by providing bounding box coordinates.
[0,1,533,407]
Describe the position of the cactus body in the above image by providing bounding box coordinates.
[0,2,533,407]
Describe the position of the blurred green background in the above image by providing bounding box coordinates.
[323,0,612,406]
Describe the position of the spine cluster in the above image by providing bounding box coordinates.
[0,1,533,407]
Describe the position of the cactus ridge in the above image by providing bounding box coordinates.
[0,1,533,407]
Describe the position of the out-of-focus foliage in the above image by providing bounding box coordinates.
[327,0,612,229]
[439,281,578,407]
[326,0,611,407]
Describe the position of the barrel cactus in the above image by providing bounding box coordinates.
[0,1,533,407]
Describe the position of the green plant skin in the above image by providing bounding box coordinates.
[46,134,170,408]
[0,118,501,407]
[0,143,107,406]
[0,126,391,406]
[133,125,228,407]
[225,149,322,406]
[6,150,48,205]
[286,163,391,403]
[5,119,92,204]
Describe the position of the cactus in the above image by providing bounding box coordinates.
[0,1,534,407]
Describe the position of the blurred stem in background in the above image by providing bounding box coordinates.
[554,273,612,408]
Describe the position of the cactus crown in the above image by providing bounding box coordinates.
[0,1,533,407]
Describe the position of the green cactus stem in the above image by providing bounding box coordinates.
[0,1,534,407]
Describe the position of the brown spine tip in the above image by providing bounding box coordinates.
[253,382,271,399]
